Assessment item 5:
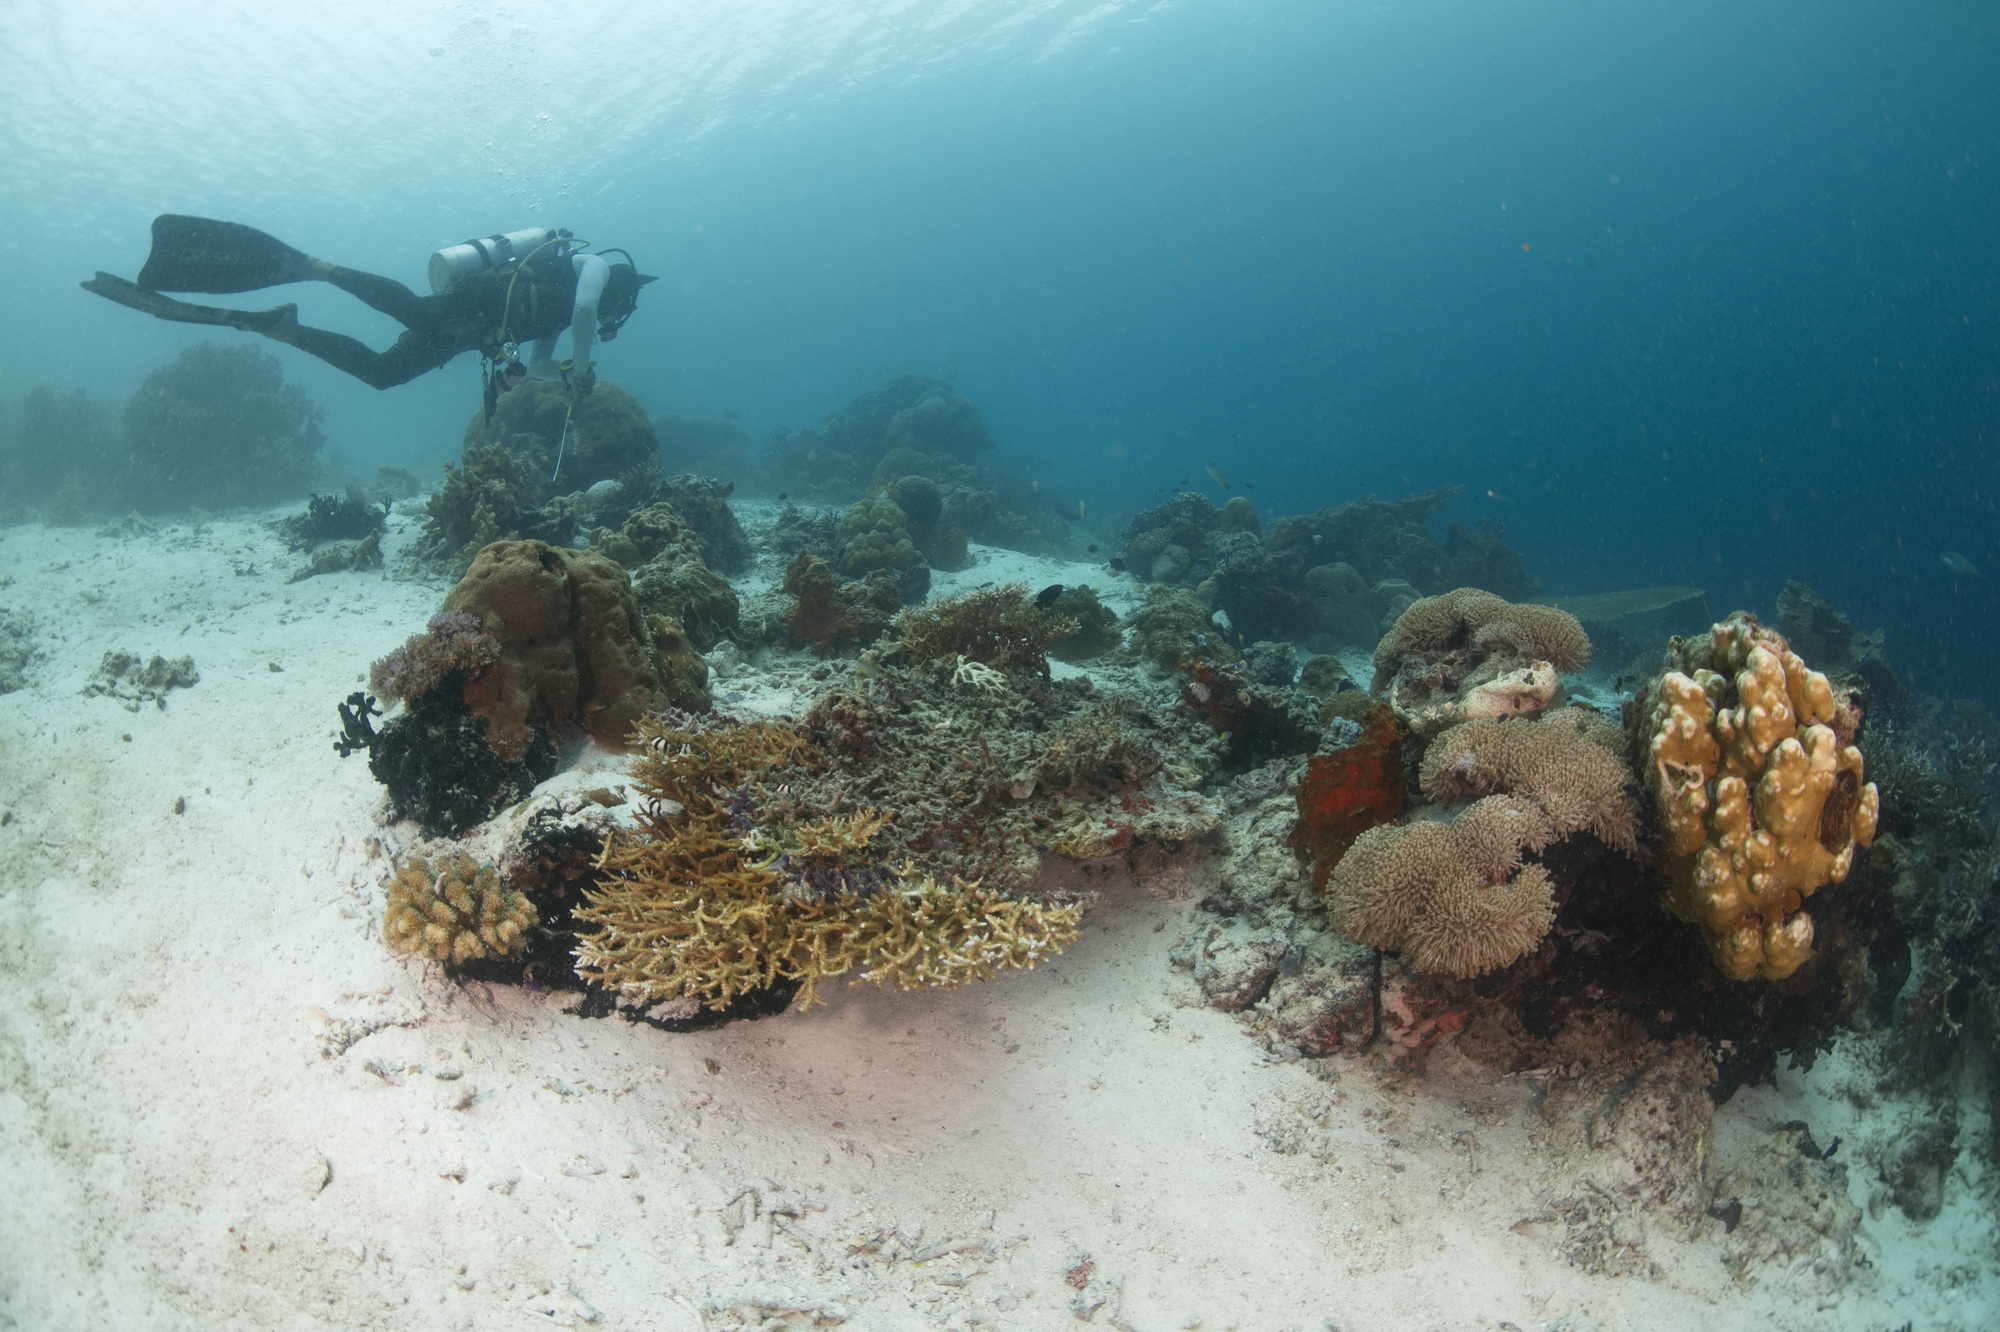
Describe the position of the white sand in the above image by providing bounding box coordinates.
[1,509,1994,1331]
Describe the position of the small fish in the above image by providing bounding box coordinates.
[1244,481,1254,490]
[722,409,741,420]
[1107,557,1127,572]
[1034,584,1065,610]
[1206,464,1231,489]
[1942,552,1982,579]
[1078,500,1087,519]
[1086,543,1100,553]
[777,492,789,501]
[1030,479,1040,492]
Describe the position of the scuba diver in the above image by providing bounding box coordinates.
[82,216,654,412]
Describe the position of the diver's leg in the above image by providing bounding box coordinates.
[284,322,463,390]
[317,266,429,326]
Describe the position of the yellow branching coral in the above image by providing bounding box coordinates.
[1637,614,1878,981]
[383,853,535,965]
[575,716,1083,1010]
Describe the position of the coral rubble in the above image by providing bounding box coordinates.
[84,651,199,711]
[1634,613,1879,981]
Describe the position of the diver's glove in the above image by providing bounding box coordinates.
[560,360,597,398]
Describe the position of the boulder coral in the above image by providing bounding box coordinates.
[1634,613,1879,981]
[442,539,704,759]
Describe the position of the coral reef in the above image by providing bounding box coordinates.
[781,552,901,654]
[1117,487,1538,654]
[1775,580,1886,674]
[800,656,1222,889]
[1634,613,1879,982]
[1119,586,1222,672]
[286,532,381,582]
[461,378,658,489]
[896,584,1078,676]
[654,473,751,573]
[648,615,712,713]
[0,386,118,509]
[443,539,702,757]
[339,684,558,837]
[421,438,538,569]
[83,651,199,711]
[1369,588,1589,738]
[761,376,992,498]
[1044,585,1123,662]
[835,494,930,602]
[1288,705,1406,888]
[573,716,1080,1011]
[655,412,754,479]
[382,853,535,966]
[633,556,741,652]
[118,342,324,512]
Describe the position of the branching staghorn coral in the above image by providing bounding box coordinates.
[573,716,1082,1010]
[383,853,535,965]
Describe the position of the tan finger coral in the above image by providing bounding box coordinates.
[383,853,535,965]
[1635,613,1879,981]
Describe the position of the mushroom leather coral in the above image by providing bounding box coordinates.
[573,717,1082,1011]
[1636,614,1879,981]
[443,539,677,759]
[1371,587,1590,691]
[383,853,534,965]
[1325,707,1638,977]
[1329,797,1561,977]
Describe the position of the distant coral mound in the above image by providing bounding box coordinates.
[118,342,324,512]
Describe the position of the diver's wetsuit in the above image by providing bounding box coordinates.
[288,253,609,390]
[82,216,616,392]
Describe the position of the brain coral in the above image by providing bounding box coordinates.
[1635,613,1879,981]
[384,853,535,965]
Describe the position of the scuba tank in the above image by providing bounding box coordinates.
[428,227,569,294]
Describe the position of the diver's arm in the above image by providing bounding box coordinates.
[525,254,610,380]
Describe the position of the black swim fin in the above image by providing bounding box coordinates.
[82,272,298,339]
[134,214,313,293]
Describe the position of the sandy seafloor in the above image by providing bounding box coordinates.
[1,501,1996,1332]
